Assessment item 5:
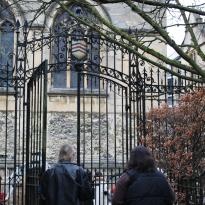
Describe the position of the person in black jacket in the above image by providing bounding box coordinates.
[112,145,176,205]
[40,144,93,205]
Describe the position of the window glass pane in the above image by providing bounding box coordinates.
[87,32,100,89]
[70,62,84,88]
[70,63,78,88]
[52,13,69,88]
[52,36,67,88]
[0,21,14,87]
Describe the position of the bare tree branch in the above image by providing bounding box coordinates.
[126,0,205,77]
[93,0,205,16]
[56,0,205,82]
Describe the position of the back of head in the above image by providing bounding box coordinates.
[127,146,156,172]
[58,144,75,162]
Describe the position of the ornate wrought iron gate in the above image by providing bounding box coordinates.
[15,25,145,204]
[0,16,204,205]
[25,61,48,205]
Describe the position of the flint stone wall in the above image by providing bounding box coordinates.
[0,111,126,164]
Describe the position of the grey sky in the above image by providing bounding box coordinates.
[167,0,205,58]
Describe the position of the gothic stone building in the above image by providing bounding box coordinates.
[0,0,167,161]
[0,1,168,204]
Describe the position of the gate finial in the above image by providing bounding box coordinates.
[24,20,28,32]
[16,20,20,31]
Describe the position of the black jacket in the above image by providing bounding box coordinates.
[40,161,93,205]
[112,169,175,205]
[126,170,175,205]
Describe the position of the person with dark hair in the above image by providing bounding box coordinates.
[112,145,176,205]
[40,144,93,205]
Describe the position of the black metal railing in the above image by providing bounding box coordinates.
[0,22,204,205]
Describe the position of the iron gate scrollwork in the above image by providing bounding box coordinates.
[71,64,142,204]
[2,11,202,204]
[25,60,48,205]
[15,21,144,204]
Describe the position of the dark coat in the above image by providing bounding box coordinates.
[112,169,175,205]
[40,161,93,205]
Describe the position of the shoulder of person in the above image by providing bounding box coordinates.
[69,163,86,174]
[60,162,84,179]
[56,162,79,170]
[154,170,167,178]
[114,169,139,189]
[119,169,136,183]
[125,169,137,176]
[41,167,55,180]
[76,166,89,178]
[63,162,79,167]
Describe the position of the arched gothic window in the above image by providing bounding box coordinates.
[0,3,14,87]
[52,4,100,89]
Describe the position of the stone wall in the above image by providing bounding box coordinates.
[0,112,15,158]
[0,111,128,166]
[47,112,127,164]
